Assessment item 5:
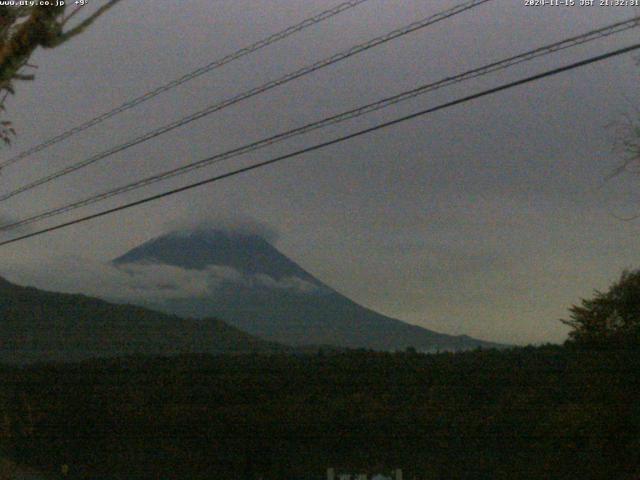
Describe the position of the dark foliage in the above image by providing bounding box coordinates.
[0,346,638,479]
[0,276,285,364]
[562,269,640,349]
[0,2,120,144]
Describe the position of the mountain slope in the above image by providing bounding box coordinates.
[113,229,504,351]
[0,276,283,364]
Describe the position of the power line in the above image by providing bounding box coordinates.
[0,0,373,170]
[1,42,638,248]
[0,0,493,202]
[1,17,638,233]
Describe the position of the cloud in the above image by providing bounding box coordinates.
[251,272,324,293]
[119,262,327,296]
[0,252,325,306]
[116,263,214,300]
[0,252,208,302]
[162,212,279,243]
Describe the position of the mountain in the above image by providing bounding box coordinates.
[113,229,504,351]
[0,275,283,364]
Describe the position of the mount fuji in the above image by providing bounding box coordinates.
[113,228,503,351]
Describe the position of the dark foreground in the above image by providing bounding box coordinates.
[0,346,638,479]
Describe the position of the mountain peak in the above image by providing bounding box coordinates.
[113,228,317,282]
[113,229,505,351]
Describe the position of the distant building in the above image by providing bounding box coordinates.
[327,468,402,480]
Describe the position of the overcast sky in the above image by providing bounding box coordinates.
[0,0,638,345]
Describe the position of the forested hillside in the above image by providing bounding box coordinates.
[0,276,283,363]
[1,346,638,479]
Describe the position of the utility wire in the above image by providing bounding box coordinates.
[0,0,373,170]
[0,0,493,201]
[1,42,638,248]
[0,17,637,233]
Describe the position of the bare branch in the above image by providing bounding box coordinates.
[60,5,83,27]
[610,210,640,222]
[47,0,122,47]
[12,73,34,81]
[606,111,640,181]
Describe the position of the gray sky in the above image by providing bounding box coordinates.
[0,0,639,345]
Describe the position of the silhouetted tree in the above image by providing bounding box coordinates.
[562,269,640,349]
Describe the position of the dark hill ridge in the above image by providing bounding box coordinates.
[0,276,283,364]
[113,228,505,351]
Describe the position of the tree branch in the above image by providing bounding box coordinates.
[60,5,83,27]
[46,0,122,47]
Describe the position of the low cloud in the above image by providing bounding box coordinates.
[163,212,279,243]
[0,252,326,305]
[119,262,326,297]
[250,272,324,293]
